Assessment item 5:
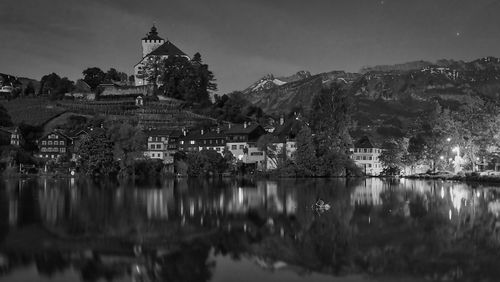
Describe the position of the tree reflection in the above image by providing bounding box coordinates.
[2,178,500,281]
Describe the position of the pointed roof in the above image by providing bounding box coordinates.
[148,41,187,57]
[142,25,164,41]
[354,136,378,149]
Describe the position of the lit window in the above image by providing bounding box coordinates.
[180,141,184,145]
[42,141,46,145]
[190,140,195,145]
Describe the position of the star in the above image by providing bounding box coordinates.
[380,0,385,5]
[456,32,461,37]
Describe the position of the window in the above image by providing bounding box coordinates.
[60,141,65,146]
[204,140,207,144]
[55,135,58,139]
[251,152,263,156]
[48,141,52,145]
[180,141,184,145]
[41,147,46,152]
[60,148,66,153]
[368,157,372,160]
[362,156,367,160]
[368,164,372,168]
[190,140,195,145]
[42,141,46,145]
[54,141,59,145]
[148,137,152,141]
[150,144,155,149]
[239,145,244,149]
[216,148,221,151]
[209,140,212,144]
[156,144,162,149]
[231,145,237,150]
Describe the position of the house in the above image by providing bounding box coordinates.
[0,127,22,146]
[195,127,227,155]
[266,116,302,170]
[225,122,267,168]
[134,26,190,86]
[144,129,182,164]
[349,136,384,176]
[37,130,72,160]
[10,127,21,146]
[178,129,200,153]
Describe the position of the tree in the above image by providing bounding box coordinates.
[82,67,106,91]
[139,52,217,105]
[295,126,317,176]
[257,134,282,170]
[24,81,35,96]
[0,104,12,127]
[379,138,409,175]
[310,85,354,155]
[106,122,146,178]
[76,129,117,177]
[452,102,500,171]
[38,73,74,99]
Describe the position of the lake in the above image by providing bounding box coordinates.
[1,177,500,282]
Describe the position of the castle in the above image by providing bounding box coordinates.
[133,26,189,86]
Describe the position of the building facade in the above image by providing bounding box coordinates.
[37,130,71,160]
[144,129,180,164]
[350,136,384,176]
[225,123,267,168]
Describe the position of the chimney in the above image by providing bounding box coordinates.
[244,122,247,128]
[279,115,284,126]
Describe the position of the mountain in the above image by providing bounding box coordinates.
[239,57,500,140]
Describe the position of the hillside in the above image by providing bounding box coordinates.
[0,73,40,92]
[239,57,500,140]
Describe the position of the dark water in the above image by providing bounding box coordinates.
[1,177,500,282]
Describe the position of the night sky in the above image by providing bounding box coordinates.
[1,0,499,93]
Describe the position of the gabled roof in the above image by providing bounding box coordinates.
[144,129,179,137]
[226,123,263,135]
[148,41,187,57]
[39,129,72,141]
[354,136,378,149]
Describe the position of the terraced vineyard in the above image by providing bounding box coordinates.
[0,98,66,126]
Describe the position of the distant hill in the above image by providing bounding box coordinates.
[238,57,500,140]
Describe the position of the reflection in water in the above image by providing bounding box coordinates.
[1,178,500,281]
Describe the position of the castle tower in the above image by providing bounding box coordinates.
[141,25,165,58]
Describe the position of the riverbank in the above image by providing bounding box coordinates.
[404,173,500,184]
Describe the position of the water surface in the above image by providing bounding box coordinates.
[1,177,500,282]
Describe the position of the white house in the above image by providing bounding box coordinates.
[350,136,384,176]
